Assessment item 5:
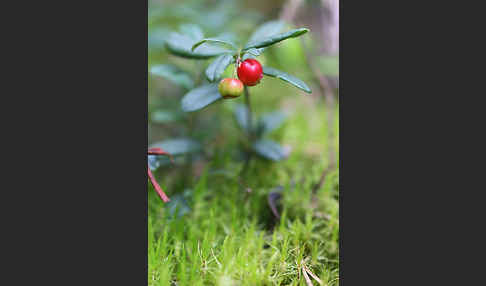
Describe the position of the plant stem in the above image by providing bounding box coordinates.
[240,86,254,179]
[147,165,170,203]
[244,86,253,141]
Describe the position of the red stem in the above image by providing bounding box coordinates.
[147,165,170,203]
[148,148,174,163]
[148,147,169,156]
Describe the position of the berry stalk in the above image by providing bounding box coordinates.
[244,85,253,141]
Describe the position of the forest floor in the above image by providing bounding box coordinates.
[148,91,339,285]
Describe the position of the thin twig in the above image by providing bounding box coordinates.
[302,264,314,286]
[147,147,172,202]
[239,85,254,181]
[148,147,174,163]
[244,86,253,141]
[268,191,283,219]
[148,147,169,156]
[147,165,170,202]
[304,265,323,285]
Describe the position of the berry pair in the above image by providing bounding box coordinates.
[218,59,263,99]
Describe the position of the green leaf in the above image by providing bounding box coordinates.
[248,20,286,43]
[179,24,204,40]
[253,139,290,161]
[181,84,222,112]
[191,38,237,52]
[205,54,234,82]
[150,64,194,90]
[148,28,170,51]
[148,138,201,171]
[318,55,339,76]
[262,66,312,93]
[241,53,254,61]
[259,111,287,134]
[166,32,230,59]
[241,48,261,61]
[165,25,231,59]
[147,155,161,171]
[216,32,238,43]
[150,110,182,124]
[244,21,285,57]
[150,138,201,156]
[243,28,309,51]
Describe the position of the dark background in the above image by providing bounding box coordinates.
[1,0,480,285]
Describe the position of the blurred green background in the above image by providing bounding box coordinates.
[148,0,339,285]
[148,0,338,168]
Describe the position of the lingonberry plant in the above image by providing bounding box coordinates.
[163,20,312,163]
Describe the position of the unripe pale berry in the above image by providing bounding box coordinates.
[218,78,244,99]
[237,59,263,86]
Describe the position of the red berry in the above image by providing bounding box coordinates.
[237,59,263,86]
[218,78,244,99]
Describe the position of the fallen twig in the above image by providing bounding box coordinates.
[304,264,323,285]
[302,264,314,286]
[147,147,172,202]
[268,187,284,219]
[147,165,170,202]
